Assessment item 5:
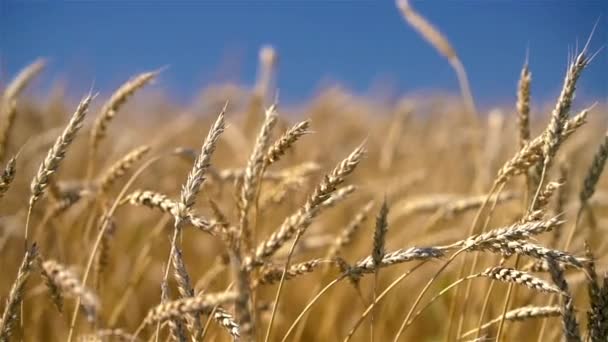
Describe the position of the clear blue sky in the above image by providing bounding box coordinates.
[1,1,607,107]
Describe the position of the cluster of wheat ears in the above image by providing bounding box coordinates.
[0,1,607,342]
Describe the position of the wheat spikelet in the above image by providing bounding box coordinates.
[123,190,219,235]
[215,162,320,183]
[590,272,608,340]
[541,51,589,171]
[392,194,459,219]
[562,107,590,138]
[238,104,278,247]
[522,259,578,273]
[318,185,356,210]
[0,243,37,341]
[179,106,226,219]
[583,243,604,341]
[212,308,240,338]
[254,45,278,98]
[89,71,158,155]
[30,94,92,205]
[372,199,389,267]
[442,192,517,218]
[123,189,179,215]
[229,250,256,340]
[256,259,323,286]
[264,119,310,167]
[0,156,17,199]
[247,143,365,269]
[47,185,90,218]
[97,145,151,192]
[580,131,608,203]
[92,212,119,293]
[37,256,63,313]
[517,61,532,147]
[171,247,202,339]
[462,218,563,250]
[0,100,17,162]
[395,0,475,115]
[41,260,100,322]
[496,110,589,187]
[551,161,570,247]
[471,240,583,268]
[546,258,582,342]
[495,139,544,186]
[167,318,188,342]
[460,305,561,339]
[77,329,138,342]
[348,247,444,279]
[1,59,45,103]
[533,180,563,211]
[259,176,305,209]
[144,292,238,326]
[480,266,562,294]
[379,104,410,171]
[326,200,374,259]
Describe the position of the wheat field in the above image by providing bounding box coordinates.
[0,2,607,342]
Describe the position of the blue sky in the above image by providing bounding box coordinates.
[1,1,606,107]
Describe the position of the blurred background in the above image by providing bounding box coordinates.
[1,0,606,107]
[2,2,608,341]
